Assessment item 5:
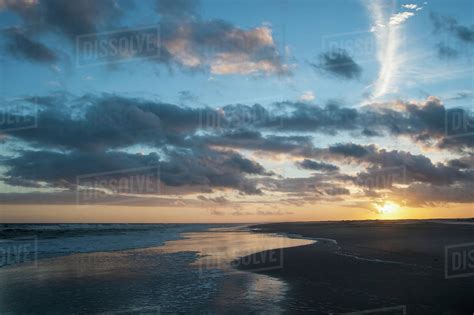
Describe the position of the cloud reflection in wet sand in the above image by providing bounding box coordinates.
[0,227,314,313]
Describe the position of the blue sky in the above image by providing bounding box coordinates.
[1,0,471,104]
[0,0,473,222]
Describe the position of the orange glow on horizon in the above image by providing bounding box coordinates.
[0,203,473,223]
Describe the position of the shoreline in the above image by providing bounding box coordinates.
[236,220,474,314]
[0,225,311,314]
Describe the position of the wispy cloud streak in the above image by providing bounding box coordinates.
[367,1,421,100]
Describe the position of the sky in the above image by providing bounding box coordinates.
[0,0,473,223]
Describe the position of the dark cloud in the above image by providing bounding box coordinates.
[259,173,349,196]
[5,94,474,154]
[328,143,374,158]
[324,187,350,196]
[448,154,474,169]
[431,13,474,44]
[2,0,288,73]
[359,97,473,150]
[6,94,205,151]
[1,0,124,64]
[198,130,316,157]
[4,150,160,188]
[311,49,362,80]
[394,182,474,207]
[3,148,267,195]
[296,159,339,172]
[2,93,473,204]
[319,143,472,187]
[3,28,58,63]
[261,101,359,133]
[161,148,266,194]
[10,0,123,40]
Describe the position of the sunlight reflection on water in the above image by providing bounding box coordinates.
[0,226,315,313]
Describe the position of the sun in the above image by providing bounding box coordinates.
[376,202,400,215]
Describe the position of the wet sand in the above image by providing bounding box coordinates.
[0,226,313,314]
[236,220,474,314]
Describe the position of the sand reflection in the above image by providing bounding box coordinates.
[161,227,315,270]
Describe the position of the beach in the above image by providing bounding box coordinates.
[1,221,473,314]
[0,224,313,314]
[236,220,474,313]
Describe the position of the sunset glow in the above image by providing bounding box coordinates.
[0,0,473,223]
[376,202,400,215]
[0,1,473,314]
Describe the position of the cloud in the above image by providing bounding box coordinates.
[197,130,317,158]
[3,150,160,188]
[447,92,474,101]
[160,20,289,75]
[328,143,374,158]
[367,0,422,99]
[2,93,473,206]
[401,4,418,10]
[197,195,229,204]
[263,101,359,133]
[10,0,123,40]
[6,94,209,151]
[3,27,58,63]
[6,95,473,155]
[389,11,414,26]
[431,13,474,44]
[1,0,288,75]
[296,159,339,172]
[0,0,124,64]
[310,49,362,80]
[325,187,350,196]
[160,148,267,194]
[3,148,268,195]
[394,182,474,207]
[318,143,472,187]
[299,91,315,102]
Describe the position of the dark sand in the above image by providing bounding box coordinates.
[236,220,474,314]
